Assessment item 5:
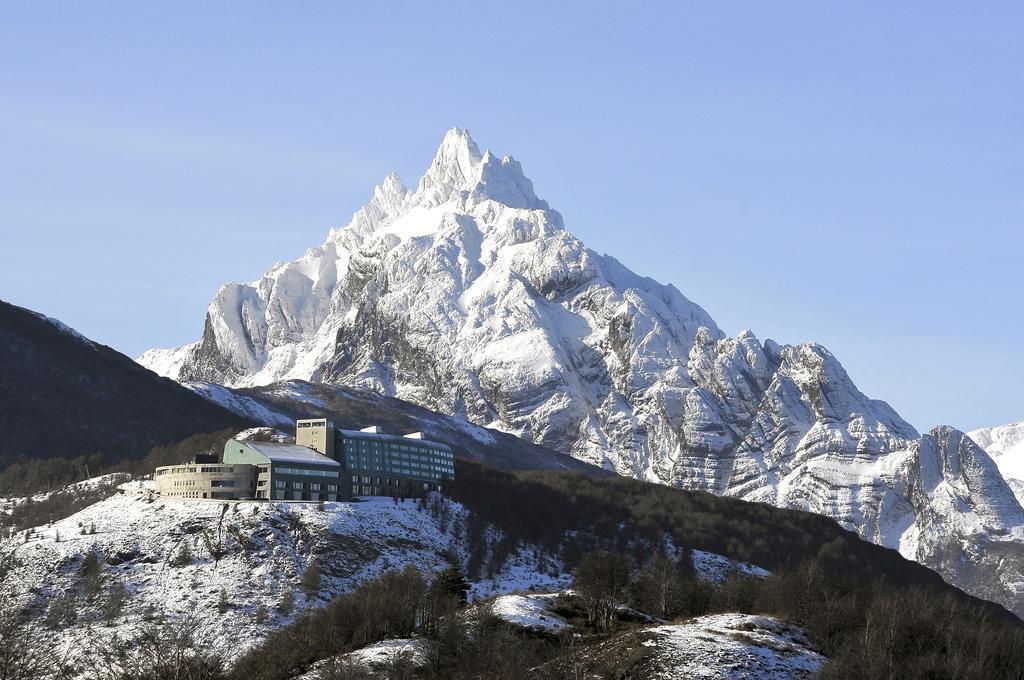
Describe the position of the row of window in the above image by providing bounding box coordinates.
[163,491,201,498]
[156,467,198,476]
[274,480,338,492]
[275,466,340,478]
[342,440,452,458]
[351,482,436,496]
[269,491,339,501]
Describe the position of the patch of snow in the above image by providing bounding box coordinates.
[184,381,293,427]
[691,550,770,584]
[235,427,294,443]
[643,613,824,679]
[347,637,429,668]
[293,638,430,679]
[489,592,568,632]
[31,311,95,348]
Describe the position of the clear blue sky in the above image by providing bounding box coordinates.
[1,3,1021,433]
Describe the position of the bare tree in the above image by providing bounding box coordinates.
[0,598,54,680]
[79,614,226,680]
[572,550,631,631]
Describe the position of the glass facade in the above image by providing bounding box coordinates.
[339,432,455,497]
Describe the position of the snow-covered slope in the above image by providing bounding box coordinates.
[971,420,1024,504]
[559,613,823,679]
[0,491,569,665]
[137,129,1024,616]
[634,615,824,679]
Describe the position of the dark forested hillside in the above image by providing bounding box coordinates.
[444,460,1017,617]
[0,300,249,469]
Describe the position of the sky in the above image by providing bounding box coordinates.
[1,3,1021,433]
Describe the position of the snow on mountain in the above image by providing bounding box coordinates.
[137,129,1024,616]
[185,381,293,428]
[691,549,770,584]
[971,420,1024,504]
[29,310,97,348]
[139,127,720,475]
[0,491,569,666]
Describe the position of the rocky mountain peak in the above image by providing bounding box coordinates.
[415,127,483,204]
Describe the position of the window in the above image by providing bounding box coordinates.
[275,480,286,489]
[327,484,337,491]
[292,481,303,489]
[310,483,321,491]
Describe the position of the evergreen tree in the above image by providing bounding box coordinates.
[104,580,127,621]
[217,588,230,614]
[431,563,470,605]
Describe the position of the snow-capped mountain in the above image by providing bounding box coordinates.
[970,419,1024,504]
[139,129,1024,615]
[139,128,719,475]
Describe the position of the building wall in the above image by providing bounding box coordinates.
[267,463,344,502]
[338,432,455,498]
[154,463,257,500]
[297,418,335,458]
[224,441,345,502]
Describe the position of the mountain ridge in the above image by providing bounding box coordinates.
[0,298,250,468]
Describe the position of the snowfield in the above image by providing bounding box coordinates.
[0,479,780,676]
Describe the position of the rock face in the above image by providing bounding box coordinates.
[139,129,1024,614]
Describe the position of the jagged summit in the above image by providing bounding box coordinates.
[416,127,483,197]
[328,128,548,243]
